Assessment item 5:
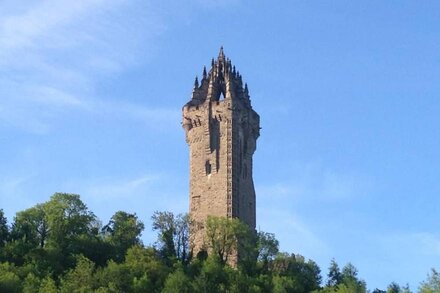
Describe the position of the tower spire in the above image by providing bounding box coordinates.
[194,76,199,88]
[218,46,225,59]
[202,66,207,79]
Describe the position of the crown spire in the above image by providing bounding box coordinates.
[218,46,225,59]
[194,76,199,88]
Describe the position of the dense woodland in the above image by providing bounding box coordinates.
[0,193,438,292]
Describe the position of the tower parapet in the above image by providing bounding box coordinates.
[182,48,260,261]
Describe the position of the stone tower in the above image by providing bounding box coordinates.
[182,48,260,257]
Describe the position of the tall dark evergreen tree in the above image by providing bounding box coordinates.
[0,209,8,247]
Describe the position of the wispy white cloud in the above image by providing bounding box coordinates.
[65,172,187,211]
[0,0,108,50]
[256,162,373,261]
[0,0,166,133]
[416,233,440,256]
[84,174,159,200]
[29,85,86,107]
[194,0,241,9]
[64,172,188,244]
[0,174,38,219]
[0,0,244,134]
[94,100,181,130]
[258,206,329,258]
[257,163,373,203]
[0,175,33,196]
[382,232,440,257]
[359,231,440,289]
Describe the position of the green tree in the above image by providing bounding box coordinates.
[95,260,132,292]
[11,204,48,249]
[6,193,102,275]
[402,284,412,293]
[227,268,261,293]
[162,267,194,293]
[124,245,169,292]
[38,276,58,293]
[5,205,50,268]
[205,216,251,264]
[271,253,321,293]
[102,211,144,262]
[0,209,9,247]
[339,263,366,293]
[175,213,191,263]
[152,211,176,260]
[44,193,100,272]
[318,261,366,293]
[327,259,342,287]
[43,193,96,248]
[194,255,230,293]
[22,273,41,293]
[60,255,96,292]
[419,269,440,293]
[273,275,297,293]
[151,211,191,264]
[256,231,279,273]
[388,282,401,293]
[94,246,168,292]
[0,262,21,293]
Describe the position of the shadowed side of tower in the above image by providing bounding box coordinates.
[182,48,260,263]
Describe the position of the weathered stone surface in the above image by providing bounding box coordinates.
[182,48,260,263]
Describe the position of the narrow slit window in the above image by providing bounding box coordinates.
[205,160,212,175]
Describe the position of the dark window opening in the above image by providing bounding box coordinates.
[205,160,212,175]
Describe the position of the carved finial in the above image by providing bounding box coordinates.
[194,76,199,88]
[232,65,236,75]
[244,83,249,94]
[211,58,215,68]
[203,66,207,79]
[219,46,225,59]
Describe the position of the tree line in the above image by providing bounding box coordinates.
[0,193,438,292]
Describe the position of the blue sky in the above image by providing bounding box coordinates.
[1,0,440,290]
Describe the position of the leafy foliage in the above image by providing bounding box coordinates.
[205,215,253,264]
[419,269,440,293]
[102,211,144,262]
[0,193,433,292]
[0,209,9,247]
[151,211,191,264]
